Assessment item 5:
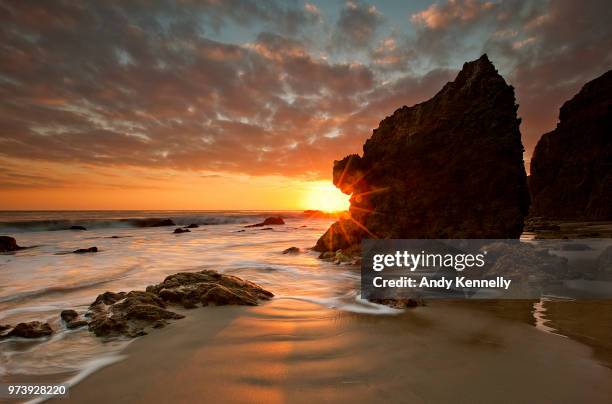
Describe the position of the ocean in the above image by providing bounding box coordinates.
[0,210,394,386]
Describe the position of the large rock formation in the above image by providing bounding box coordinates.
[315,55,529,251]
[529,70,612,220]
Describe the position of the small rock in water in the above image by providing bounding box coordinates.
[134,218,176,227]
[61,309,88,329]
[73,247,98,254]
[173,228,190,234]
[260,227,274,231]
[185,223,199,229]
[61,309,79,322]
[0,236,23,252]
[245,216,285,227]
[5,321,53,338]
[282,247,300,254]
[69,225,87,231]
[370,298,421,309]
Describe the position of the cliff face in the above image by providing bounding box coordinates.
[315,55,530,252]
[529,70,612,220]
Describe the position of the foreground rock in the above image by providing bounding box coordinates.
[87,291,184,337]
[147,269,274,308]
[529,70,612,220]
[0,236,23,252]
[69,225,87,230]
[185,223,199,229]
[315,55,529,252]
[173,228,190,234]
[87,270,273,338]
[73,247,98,254]
[282,247,300,254]
[245,216,285,227]
[3,321,53,338]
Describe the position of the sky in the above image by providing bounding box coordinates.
[1,0,611,210]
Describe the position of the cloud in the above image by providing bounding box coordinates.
[0,0,610,184]
[411,0,495,29]
[331,1,384,50]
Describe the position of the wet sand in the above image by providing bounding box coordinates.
[65,299,612,403]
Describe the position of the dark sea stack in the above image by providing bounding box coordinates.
[529,70,612,220]
[315,55,530,252]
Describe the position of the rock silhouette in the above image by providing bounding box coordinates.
[73,247,98,254]
[529,70,612,220]
[0,236,22,252]
[245,216,285,227]
[315,55,529,251]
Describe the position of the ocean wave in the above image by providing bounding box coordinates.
[0,266,140,305]
[277,294,403,315]
[0,212,306,232]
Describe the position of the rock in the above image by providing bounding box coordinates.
[87,290,184,338]
[67,320,88,329]
[61,309,88,329]
[260,227,274,231]
[523,217,561,232]
[530,70,612,220]
[370,298,420,309]
[245,216,285,227]
[0,324,11,337]
[302,210,347,219]
[146,269,274,308]
[60,309,79,323]
[86,270,273,338]
[0,236,22,252]
[173,228,190,234]
[318,251,336,260]
[5,321,53,338]
[315,55,529,251]
[282,247,300,254]
[73,247,98,254]
[483,242,569,282]
[69,225,87,231]
[185,224,199,229]
[132,218,176,227]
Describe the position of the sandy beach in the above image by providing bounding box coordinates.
[65,298,612,403]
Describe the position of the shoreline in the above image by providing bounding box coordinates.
[63,298,612,403]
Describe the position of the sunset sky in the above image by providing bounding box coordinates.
[1,0,611,210]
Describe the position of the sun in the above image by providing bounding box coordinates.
[302,181,350,212]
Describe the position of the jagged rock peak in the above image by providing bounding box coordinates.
[315,55,529,252]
